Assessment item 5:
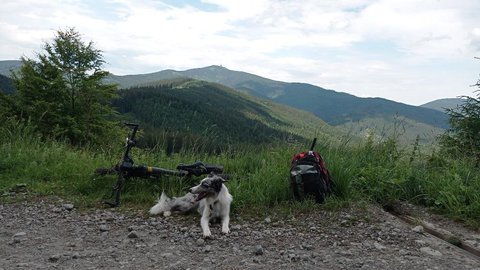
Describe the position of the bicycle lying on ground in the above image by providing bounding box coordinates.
[95,123,225,207]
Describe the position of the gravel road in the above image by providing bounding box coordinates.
[1,198,479,269]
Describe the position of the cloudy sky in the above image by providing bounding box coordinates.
[1,0,479,105]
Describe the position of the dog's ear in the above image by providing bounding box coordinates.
[211,178,223,192]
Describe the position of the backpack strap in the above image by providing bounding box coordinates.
[294,173,305,199]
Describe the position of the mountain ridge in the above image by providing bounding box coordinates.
[105,64,448,130]
[113,78,337,150]
[0,60,22,77]
[421,98,466,112]
[0,60,450,143]
[0,60,456,114]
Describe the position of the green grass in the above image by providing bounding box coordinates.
[0,121,115,206]
[1,120,480,227]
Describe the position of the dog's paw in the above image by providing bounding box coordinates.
[163,211,171,217]
[222,228,230,234]
[203,231,212,238]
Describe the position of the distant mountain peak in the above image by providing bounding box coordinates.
[421,98,467,112]
[206,65,227,70]
[0,59,22,77]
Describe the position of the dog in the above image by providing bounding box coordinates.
[149,174,233,237]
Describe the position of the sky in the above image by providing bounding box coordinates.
[1,0,479,105]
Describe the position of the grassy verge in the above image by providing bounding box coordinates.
[1,121,480,227]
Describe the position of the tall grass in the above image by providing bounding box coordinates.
[1,120,480,226]
[0,120,121,204]
[331,135,480,227]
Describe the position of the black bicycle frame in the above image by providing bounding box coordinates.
[102,123,223,207]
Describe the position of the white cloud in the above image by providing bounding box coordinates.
[352,0,474,58]
[0,0,479,104]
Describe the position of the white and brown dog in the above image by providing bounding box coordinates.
[149,174,233,237]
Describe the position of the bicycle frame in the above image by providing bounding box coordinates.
[100,123,223,207]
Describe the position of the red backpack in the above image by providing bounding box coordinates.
[290,138,332,203]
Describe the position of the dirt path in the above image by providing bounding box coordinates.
[1,198,479,269]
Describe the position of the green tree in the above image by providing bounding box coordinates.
[440,85,480,165]
[0,91,15,119]
[12,28,119,145]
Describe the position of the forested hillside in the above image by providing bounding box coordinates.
[114,79,334,152]
[108,65,449,132]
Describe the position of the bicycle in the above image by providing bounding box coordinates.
[95,123,224,207]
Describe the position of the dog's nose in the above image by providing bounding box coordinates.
[189,188,193,193]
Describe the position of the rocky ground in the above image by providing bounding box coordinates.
[1,197,480,270]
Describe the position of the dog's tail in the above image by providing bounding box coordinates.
[149,192,170,215]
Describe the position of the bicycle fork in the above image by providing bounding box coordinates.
[103,172,126,207]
